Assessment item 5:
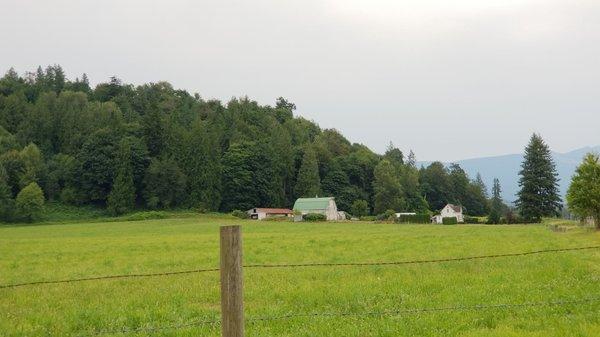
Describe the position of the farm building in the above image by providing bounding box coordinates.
[395,212,416,218]
[431,204,464,224]
[293,197,338,221]
[247,208,293,220]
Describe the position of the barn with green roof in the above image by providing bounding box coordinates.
[292,197,338,221]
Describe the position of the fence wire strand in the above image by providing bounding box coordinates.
[84,296,600,336]
[243,245,600,270]
[0,267,220,289]
[2,245,599,289]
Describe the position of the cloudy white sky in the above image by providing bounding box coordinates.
[1,0,598,161]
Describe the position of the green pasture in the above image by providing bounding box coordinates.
[1,216,599,336]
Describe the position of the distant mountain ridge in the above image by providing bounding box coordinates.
[418,146,600,203]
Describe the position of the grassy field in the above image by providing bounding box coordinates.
[1,215,599,337]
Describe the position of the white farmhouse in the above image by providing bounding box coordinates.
[431,204,464,224]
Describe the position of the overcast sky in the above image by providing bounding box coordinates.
[1,0,598,161]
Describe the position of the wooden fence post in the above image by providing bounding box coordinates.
[220,225,244,337]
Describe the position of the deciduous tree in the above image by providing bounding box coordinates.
[15,182,44,222]
[567,153,600,229]
[351,199,369,217]
[373,160,405,214]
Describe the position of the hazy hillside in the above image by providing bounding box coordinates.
[419,146,600,203]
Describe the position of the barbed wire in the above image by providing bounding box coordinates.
[83,296,600,336]
[2,245,599,290]
[243,245,600,270]
[0,267,220,290]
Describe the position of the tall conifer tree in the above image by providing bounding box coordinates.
[516,134,561,222]
[0,166,13,221]
[488,178,503,224]
[295,146,321,197]
[107,141,136,215]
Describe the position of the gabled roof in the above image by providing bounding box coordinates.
[293,197,334,211]
[251,208,293,214]
[446,204,462,213]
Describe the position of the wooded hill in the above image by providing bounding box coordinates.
[0,66,490,221]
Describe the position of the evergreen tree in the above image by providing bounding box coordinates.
[488,178,503,224]
[142,109,165,156]
[474,173,489,199]
[321,161,351,210]
[465,180,489,216]
[406,150,416,168]
[107,140,136,215]
[143,158,187,208]
[383,142,404,167]
[400,164,429,212]
[220,141,276,211]
[452,170,489,216]
[295,146,321,197]
[0,166,13,221]
[516,134,562,222]
[0,126,18,153]
[77,129,118,202]
[180,121,222,210]
[0,91,28,134]
[0,149,24,196]
[49,65,66,93]
[566,153,600,229]
[44,153,77,201]
[373,159,405,214]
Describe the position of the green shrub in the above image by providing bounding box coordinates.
[442,217,458,225]
[231,210,249,219]
[59,187,80,205]
[350,199,369,217]
[303,213,326,222]
[359,215,376,221]
[123,211,168,221]
[463,216,480,224]
[196,202,210,214]
[396,213,430,224]
[503,210,523,224]
[15,182,45,222]
[376,209,396,221]
[40,202,108,222]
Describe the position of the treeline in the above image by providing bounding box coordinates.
[0,65,492,221]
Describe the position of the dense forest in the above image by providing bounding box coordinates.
[0,65,492,221]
